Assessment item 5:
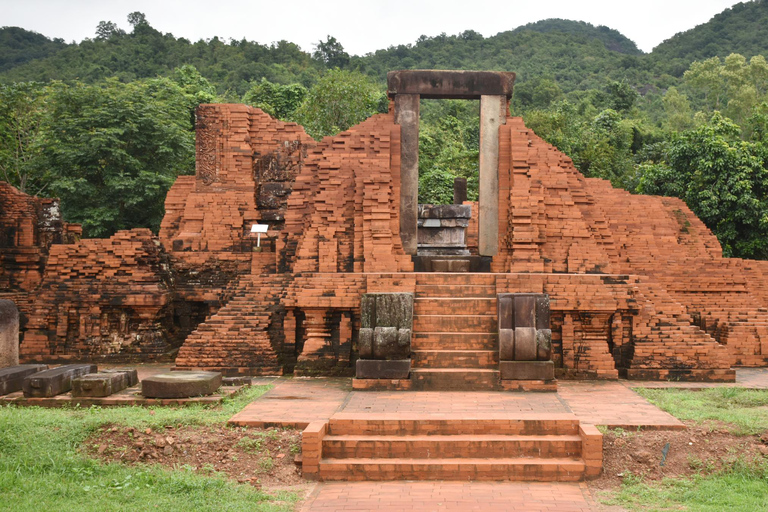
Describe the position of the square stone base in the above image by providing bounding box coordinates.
[499,360,554,381]
[355,359,411,379]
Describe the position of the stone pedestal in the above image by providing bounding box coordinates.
[0,300,19,368]
[356,293,413,381]
[417,204,471,256]
[498,293,556,391]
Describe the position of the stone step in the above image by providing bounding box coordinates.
[327,416,581,436]
[412,349,498,369]
[413,332,498,350]
[415,284,496,298]
[318,457,586,481]
[413,314,497,333]
[322,434,583,459]
[415,273,497,286]
[411,368,500,391]
[414,298,496,316]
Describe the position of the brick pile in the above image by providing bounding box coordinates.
[19,229,175,362]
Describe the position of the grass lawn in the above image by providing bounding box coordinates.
[602,387,768,512]
[0,384,300,511]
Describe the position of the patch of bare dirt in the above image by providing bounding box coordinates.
[590,421,768,491]
[82,423,304,489]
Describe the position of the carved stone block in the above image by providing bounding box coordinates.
[23,364,97,397]
[72,372,128,397]
[0,364,47,395]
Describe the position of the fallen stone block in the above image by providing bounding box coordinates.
[101,368,139,387]
[0,364,48,395]
[222,376,251,386]
[356,359,411,379]
[141,371,222,398]
[23,364,97,397]
[72,372,128,397]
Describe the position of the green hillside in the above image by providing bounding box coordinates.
[651,0,768,75]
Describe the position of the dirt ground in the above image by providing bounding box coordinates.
[83,423,305,489]
[84,419,768,502]
[590,420,768,492]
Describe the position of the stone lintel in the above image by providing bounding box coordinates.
[388,70,515,99]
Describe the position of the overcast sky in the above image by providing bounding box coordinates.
[1,0,745,55]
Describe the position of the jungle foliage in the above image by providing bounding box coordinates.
[2,3,768,258]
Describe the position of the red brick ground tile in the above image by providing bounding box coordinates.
[228,378,350,428]
[556,381,684,429]
[299,481,597,511]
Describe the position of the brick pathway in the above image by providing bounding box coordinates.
[340,389,570,417]
[557,381,685,429]
[299,481,596,511]
[228,378,351,428]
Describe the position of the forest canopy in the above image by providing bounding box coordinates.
[2,2,768,258]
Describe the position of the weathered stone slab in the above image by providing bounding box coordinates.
[359,328,374,359]
[0,300,20,368]
[361,293,413,330]
[514,295,536,328]
[222,376,251,386]
[356,359,411,379]
[514,327,537,361]
[499,361,555,381]
[417,204,471,219]
[499,329,515,361]
[101,368,139,387]
[498,295,513,330]
[72,372,127,397]
[23,364,97,397]
[141,371,222,398]
[0,364,48,395]
[536,329,552,360]
[373,326,410,360]
[388,70,515,99]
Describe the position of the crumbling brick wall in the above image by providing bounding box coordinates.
[19,229,178,362]
[0,182,81,292]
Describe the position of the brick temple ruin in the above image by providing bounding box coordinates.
[3,70,768,387]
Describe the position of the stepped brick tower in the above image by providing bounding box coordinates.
[9,70,768,384]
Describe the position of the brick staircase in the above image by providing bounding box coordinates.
[303,415,602,481]
[411,274,501,390]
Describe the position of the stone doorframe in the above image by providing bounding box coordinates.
[388,70,515,257]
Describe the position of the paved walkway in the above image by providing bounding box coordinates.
[229,370,768,511]
[299,481,597,512]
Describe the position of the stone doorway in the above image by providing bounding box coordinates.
[389,70,514,271]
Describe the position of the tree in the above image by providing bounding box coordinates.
[0,82,48,194]
[663,86,694,132]
[292,69,385,139]
[313,36,350,69]
[127,12,148,29]
[41,78,195,237]
[638,112,768,259]
[242,78,307,119]
[95,21,119,40]
[419,113,480,204]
